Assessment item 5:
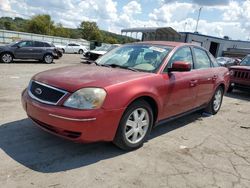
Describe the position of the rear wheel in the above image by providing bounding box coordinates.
[43,54,54,64]
[204,86,224,115]
[78,49,84,54]
[1,53,13,63]
[113,100,153,150]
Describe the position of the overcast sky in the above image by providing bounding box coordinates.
[0,0,249,40]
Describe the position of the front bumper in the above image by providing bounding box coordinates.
[21,89,125,143]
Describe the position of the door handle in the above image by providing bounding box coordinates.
[190,80,198,87]
[212,75,218,81]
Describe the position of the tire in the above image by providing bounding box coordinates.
[78,49,84,54]
[113,100,154,151]
[227,85,233,93]
[43,54,54,64]
[0,52,13,63]
[204,86,224,115]
[62,49,65,53]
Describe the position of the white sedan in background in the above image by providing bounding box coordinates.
[55,43,88,54]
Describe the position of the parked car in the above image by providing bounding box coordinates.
[0,40,62,64]
[216,57,239,67]
[83,44,120,61]
[55,43,88,54]
[228,55,250,92]
[21,41,230,150]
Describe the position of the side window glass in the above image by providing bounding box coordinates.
[208,52,219,67]
[165,47,193,71]
[19,41,33,47]
[193,48,211,69]
[44,43,51,47]
[34,41,44,47]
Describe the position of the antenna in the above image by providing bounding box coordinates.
[195,7,202,32]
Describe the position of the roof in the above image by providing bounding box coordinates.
[121,27,181,38]
[127,41,189,47]
[181,32,250,44]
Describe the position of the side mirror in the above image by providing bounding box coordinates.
[17,45,21,48]
[168,61,191,72]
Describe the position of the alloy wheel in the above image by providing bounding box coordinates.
[44,55,53,64]
[213,89,222,112]
[2,54,13,63]
[124,108,150,144]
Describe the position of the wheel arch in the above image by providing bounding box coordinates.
[125,95,159,124]
[0,51,15,58]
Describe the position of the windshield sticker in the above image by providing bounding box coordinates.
[149,46,166,53]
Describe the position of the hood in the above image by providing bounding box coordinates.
[32,64,152,92]
[230,66,250,70]
[90,50,107,55]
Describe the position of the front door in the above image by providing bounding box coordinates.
[162,47,199,118]
[13,41,34,59]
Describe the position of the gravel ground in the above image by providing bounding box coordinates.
[0,54,250,188]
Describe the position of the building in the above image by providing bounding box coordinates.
[121,27,250,58]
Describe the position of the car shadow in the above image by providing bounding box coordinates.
[225,89,250,101]
[0,112,202,173]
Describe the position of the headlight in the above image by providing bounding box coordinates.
[229,70,234,76]
[64,88,106,109]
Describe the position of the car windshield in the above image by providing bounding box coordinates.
[96,44,173,72]
[240,56,250,66]
[8,41,20,46]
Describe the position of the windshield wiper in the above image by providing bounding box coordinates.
[102,64,139,72]
[82,60,99,66]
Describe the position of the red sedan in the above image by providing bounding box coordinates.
[21,41,230,150]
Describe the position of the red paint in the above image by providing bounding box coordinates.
[22,42,230,143]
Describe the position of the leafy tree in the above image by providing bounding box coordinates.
[0,16,135,43]
[26,14,54,35]
[53,23,71,38]
[80,21,103,41]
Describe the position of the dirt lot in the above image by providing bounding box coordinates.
[0,54,250,188]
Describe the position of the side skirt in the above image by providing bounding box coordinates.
[155,105,206,127]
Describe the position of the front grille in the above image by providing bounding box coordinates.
[89,53,101,61]
[233,70,250,79]
[28,81,67,105]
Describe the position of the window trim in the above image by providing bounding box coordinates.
[192,46,212,70]
[163,46,194,73]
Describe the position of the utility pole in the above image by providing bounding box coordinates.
[195,7,202,33]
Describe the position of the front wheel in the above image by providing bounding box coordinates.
[204,86,224,115]
[113,100,154,151]
[43,54,54,64]
[78,49,84,54]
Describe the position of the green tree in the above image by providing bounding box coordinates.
[53,23,71,38]
[26,14,54,35]
[80,21,103,41]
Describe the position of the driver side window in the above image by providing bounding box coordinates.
[18,41,33,47]
[164,47,193,72]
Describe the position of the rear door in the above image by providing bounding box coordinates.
[32,41,45,59]
[162,46,199,118]
[192,47,216,106]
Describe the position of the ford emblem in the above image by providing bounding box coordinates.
[35,88,42,95]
